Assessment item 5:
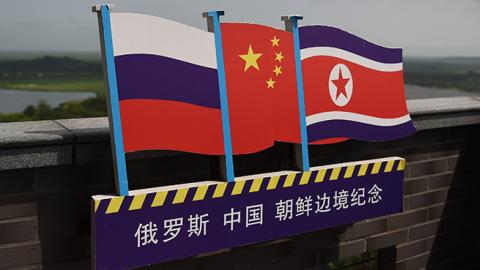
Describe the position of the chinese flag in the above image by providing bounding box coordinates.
[221,23,300,155]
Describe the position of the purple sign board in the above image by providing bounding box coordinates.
[92,157,404,269]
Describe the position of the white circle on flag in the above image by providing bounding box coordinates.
[328,64,353,107]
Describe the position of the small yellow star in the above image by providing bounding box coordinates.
[273,65,282,76]
[271,36,280,47]
[275,52,284,62]
[239,45,263,72]
[266,77,276,88]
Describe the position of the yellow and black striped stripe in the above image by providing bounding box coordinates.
[94,157,405,214]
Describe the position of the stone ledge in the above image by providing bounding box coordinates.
[2,97,479,148]
[407,97,480,130]
[0,145,72,170]
[55,117,109,143]
[0,120,74,149]
[0,97,479,170]
[407,96,480,116]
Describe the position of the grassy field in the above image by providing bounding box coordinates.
[404,57,480,74]
[0,50,100,62]
[404,57,480,93]
[0,76,105,93]
[0,54,105,93]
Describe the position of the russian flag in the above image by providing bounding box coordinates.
[110,13,224,154]
[299,26,416,144]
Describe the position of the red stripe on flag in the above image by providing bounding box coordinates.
[311,137,349,145]
[302,56,408,118]
[120,99,224,155]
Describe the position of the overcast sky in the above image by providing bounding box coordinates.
[0,0,479,57]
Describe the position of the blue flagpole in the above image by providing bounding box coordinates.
[282,15,310,172]
[203,11,235,182]
[93,4,129,195]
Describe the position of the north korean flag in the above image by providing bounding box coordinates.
[221,23,300,154]
[299,25,416,144]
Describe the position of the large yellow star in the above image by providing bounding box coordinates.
[266,77,276,88]
[273,65,282,76]
[239,45,262,71]
[275,52,284,62]
[271,36,280,47]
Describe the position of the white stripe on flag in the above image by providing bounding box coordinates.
[306,111,412,127]
[300,47,403,72]
[110,13,217,69]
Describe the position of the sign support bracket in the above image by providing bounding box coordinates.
[203,10,236,182]
[282,15,310,172]
[93,4,129,195]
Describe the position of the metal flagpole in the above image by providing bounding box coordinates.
[203,11,236,182]
[281,15,310,172]
[92,4,129,195]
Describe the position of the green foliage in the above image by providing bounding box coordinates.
[404,57,480,93]
[404,72,480,93]
[0,94,107,122]
[404,57,480,75]
[0,56,105,93]
[0,55,107,122]
[0,55,102,75]
[0,50,100,62]
[0,76,105,93]
[327,251,377,270]
[0,112,34,122]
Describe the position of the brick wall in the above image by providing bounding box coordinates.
[0,97,479,269]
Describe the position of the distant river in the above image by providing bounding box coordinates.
[0,89,96,114]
